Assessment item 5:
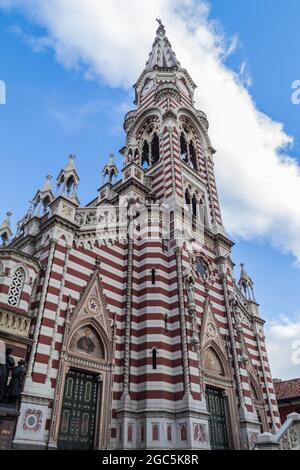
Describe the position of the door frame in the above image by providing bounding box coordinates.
[48,351,114,450]
[205,385,230,450]
[201,343,240,450]
[57,367,101,450]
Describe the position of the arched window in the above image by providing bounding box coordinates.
[151,133,160,164]
[180,133,188,162]
[142,141,150,169]
[189,142,198,171]
[165,313,169,331]
[152,349,157,369]
[192,195,198,231]
[185,189,191,208]
[199,199,206,225]
[42,195,52,214]
[151,268,156,285]
[8,267,25,307]
[192,195,198,218]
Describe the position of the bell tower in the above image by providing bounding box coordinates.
[122,18,224,239]
[113,20,280,450]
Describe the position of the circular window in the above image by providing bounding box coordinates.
[196,259,208,279]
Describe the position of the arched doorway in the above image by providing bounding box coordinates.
[202,346,237,450]
[249,377,268,434]
[47,274,115,450]
[57,325,109,450]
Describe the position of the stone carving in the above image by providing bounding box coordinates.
[203,348,224,376]
[62,204,74,219]
[86,298,100,315]
[23,409,43,432]
[0,346,15,403]
[6,359,26,405]
[185,275,195,306]
[279,424,299,450]
[0,311,30,337]
[193,423,207,442]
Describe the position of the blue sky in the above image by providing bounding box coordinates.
[1,0,300,378]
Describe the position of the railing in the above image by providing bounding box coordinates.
[255,412,300,450]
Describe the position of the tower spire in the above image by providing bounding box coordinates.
[145,19,180,70]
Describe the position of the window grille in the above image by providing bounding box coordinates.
[8,268,25,307]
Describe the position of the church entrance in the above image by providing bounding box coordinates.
[57,369,100,450]
[206,386,229,450]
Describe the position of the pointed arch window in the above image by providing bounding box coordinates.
[180,133,188,163]
[189,142,198,171]
[8,267,25,307]
[199,198,206,226]
[151,268,156,285]
[192,195,198,231]
[192,195,198,218]
[152,349,158,369]
[42,195,52,214]
[151,133,160,164]
[142,141,150,169]
[185,189,191,208]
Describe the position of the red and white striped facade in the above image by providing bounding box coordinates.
[0,21,280,450]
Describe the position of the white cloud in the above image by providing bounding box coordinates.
[265,315,300,380]
[1,0,300,264]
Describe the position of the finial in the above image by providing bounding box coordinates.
[96,257,101,269]
[156,18,166,36]
[41,175,53,192]
[0,212,13,246]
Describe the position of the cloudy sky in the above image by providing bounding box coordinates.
[0,0,300,379]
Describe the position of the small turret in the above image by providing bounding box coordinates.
[238,263,255,301]
[32,175,54,216]
[0,212,13,246]
[101,153,119,184]
[56,154,80,201]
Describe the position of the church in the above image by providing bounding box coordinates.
[0,21,280,450]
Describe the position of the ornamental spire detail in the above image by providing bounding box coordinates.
[145,19,180,70]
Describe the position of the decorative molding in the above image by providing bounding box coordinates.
[0,310,30,337]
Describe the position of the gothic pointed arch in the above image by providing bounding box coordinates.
[178,107,212,154]
[200,299,226,351]
[63,268,114,362]
[202,346,226,377]
[49,267,115,450]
